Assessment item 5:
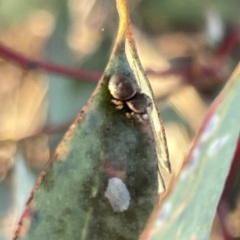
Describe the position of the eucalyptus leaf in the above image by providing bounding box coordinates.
[13,1,165,239]
[143,63,240,240]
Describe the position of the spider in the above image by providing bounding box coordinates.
[108,73,152,122]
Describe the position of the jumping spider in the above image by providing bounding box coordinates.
[108,73,152,122]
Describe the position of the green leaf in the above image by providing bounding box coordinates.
[142,64,240,240]
[13,1,164,239]
[124,0,171,192]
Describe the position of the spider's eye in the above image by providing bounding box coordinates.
[108,74,138,101]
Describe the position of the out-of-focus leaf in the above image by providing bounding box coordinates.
[141,64,240,240]
[20,134,50,172]
[13,1,164,239]
[15,153,37,221]
[0,71,47,141]
[0,141,16,181]
[0,9,50,240]
[0,10,51,142]
[0,173,17,240]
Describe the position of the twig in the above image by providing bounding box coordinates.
[214,23,240,67]
[200,23,240,78]
[41,122,71,136]
[0,41,191,82]
[0,23,239,83]
[20,122,72,141]
[0,43,101,82]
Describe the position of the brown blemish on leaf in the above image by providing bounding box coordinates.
[104,160,126,179]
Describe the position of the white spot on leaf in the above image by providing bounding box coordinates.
[104,177,130,212]
[200,114,220,143]
[155,202,172,227]
[208,135,229,157]
[180,147,200,180]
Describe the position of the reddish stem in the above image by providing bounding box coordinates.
[214,23,240,67]
[0,43,101,82]
[20,122,72,141]
[200,23,240,77]
[41,122,71,135]
[0,24,239,83]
